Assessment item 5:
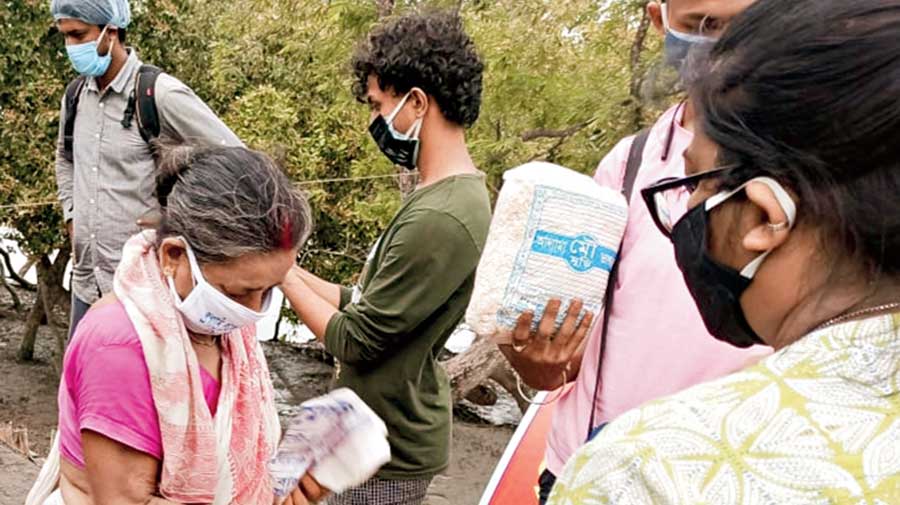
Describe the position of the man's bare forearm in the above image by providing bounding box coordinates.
[295,268,342,308]
[282,267,339,342]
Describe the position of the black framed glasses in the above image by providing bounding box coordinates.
[641,166,733,238]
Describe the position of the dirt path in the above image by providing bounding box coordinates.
[0,444,39,505]
[0,290,61,457]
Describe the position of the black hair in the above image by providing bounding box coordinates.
[693,0,900,278]
[351,9,484,128]
[99,24,126,43]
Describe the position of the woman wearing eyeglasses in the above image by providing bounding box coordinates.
[548,0,900,503]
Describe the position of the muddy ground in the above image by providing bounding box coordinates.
[0,288,514,505]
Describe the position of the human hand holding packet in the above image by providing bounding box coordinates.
[465,162,628,344]
[270,388,390,502]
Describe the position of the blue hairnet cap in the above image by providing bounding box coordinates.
[50,0,132,29]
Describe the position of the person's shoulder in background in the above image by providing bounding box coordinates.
[68,295,140,352]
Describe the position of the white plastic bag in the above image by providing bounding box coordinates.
[465,162,628,344]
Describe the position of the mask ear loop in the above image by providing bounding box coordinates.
[705,178,798,279]
[176,236,206,289]
[166,274,186,306]
[161,240,185,305]
[740,178,796,278]
[661,2,671,32]
[404,117,423,140]
[698,14,714,37]
[96,25,114,55]
[385,91,413,124]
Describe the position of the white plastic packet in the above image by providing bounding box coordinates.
[465,162,628,344]
[269,388,390,501]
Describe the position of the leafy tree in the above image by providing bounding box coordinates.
[0,0,208,361]
[0,0,663,362]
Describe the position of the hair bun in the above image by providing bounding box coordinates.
[154,142,196,208]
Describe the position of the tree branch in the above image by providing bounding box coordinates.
[445,334,505,404]
[0,248,35,291]
[0,260,22,311]
[629,2,652,130]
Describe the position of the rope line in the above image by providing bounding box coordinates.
[0,171,418,210]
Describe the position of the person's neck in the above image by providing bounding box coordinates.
[415,126,477,188]
[188,331,221,347]
[681,99,697,133]
[768,274,900,350]
[96,45,129,92]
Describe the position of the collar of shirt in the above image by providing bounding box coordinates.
[85,49,142,96]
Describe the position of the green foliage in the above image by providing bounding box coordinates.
[0,0,71,254]
[0,0,207,255]
[466,0,653,186]
[0,0,664,284]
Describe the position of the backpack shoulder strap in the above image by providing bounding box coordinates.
[622,127,652,203]
[134,64,163,143]
[585,127,651,438]
[62,76,87,163]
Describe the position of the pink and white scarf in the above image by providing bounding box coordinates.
[114,231,280,503]
[27,232,280,504]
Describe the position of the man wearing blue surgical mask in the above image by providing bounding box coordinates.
[649,0,744,74]
[51,0,243,339]
[497,2,762,503]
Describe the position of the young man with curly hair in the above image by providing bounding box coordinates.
[281,9,492,505]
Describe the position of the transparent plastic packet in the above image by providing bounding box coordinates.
[269,388,389,501]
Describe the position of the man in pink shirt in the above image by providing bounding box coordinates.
[498,1,762,502]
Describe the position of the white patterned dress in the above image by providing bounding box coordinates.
[548,314,900,505]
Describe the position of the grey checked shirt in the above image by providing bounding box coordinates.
[55,50,243,304]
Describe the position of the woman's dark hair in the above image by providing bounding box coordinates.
[351,9,484,128]
[154,144,313,264]
[693,0,900,278]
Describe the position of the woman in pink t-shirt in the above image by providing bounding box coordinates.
[28,145,321,505]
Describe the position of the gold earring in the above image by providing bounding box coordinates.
[767,221,788,232]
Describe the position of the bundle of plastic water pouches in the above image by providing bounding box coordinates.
[270,388,390,502]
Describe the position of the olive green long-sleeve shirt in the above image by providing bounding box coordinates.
[325,173,491,480]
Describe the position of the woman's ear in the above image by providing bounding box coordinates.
[158,237,186,277]
[741,180,794,254]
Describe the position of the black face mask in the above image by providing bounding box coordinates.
[368,92,422,170]
[671,201,764,348]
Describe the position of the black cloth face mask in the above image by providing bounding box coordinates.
[368,91,422,170]
[670,177,796,348]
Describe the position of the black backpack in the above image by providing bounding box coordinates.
[61,65,163,163]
